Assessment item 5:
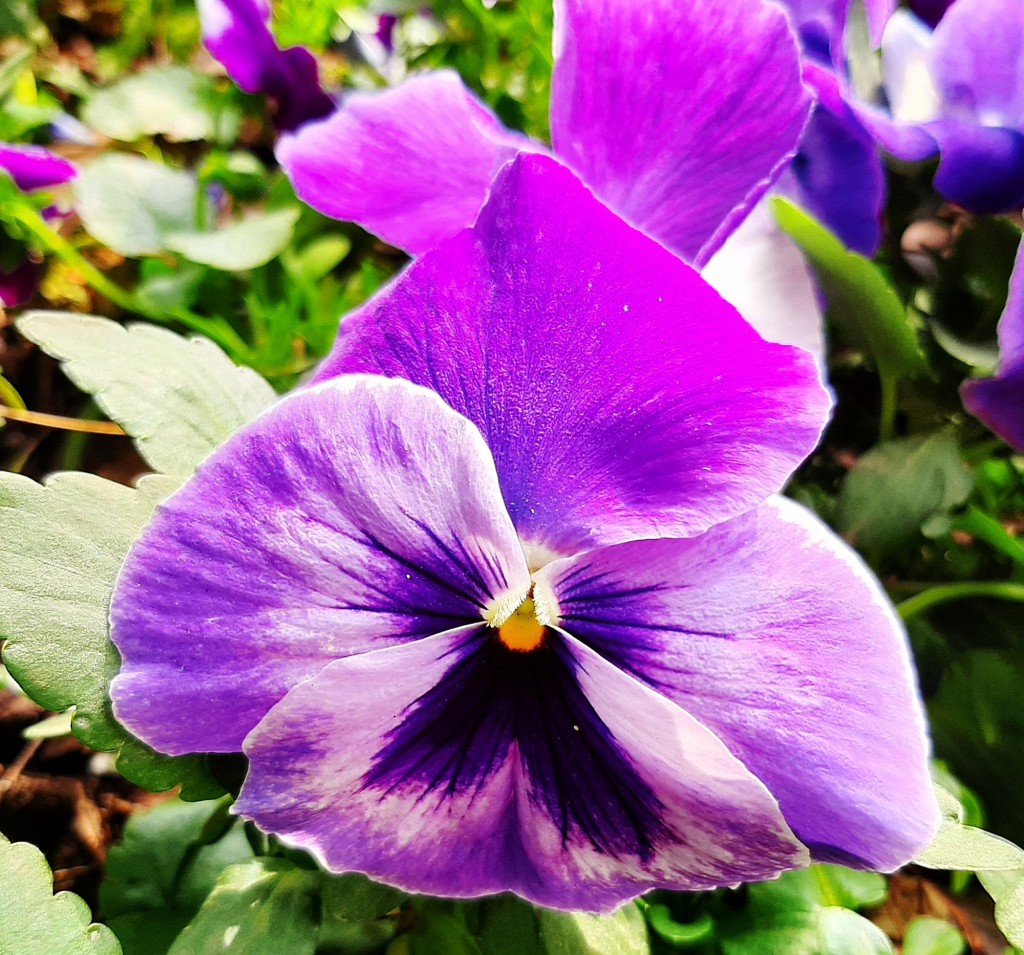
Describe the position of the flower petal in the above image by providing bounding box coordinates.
[549,0,812,264]
[785,65,886,256]
[0,259,40,308]
[928,120,1024,214]
[198,0,334,131]
[0,143,76,193]
[110,375,529,755]
[701,201,826,362]
[277,71,535,254]
[320,154,831,558]
[962,241,1024,451]
[537,495,940,871]
[237,626,805,912]
[929,0,1024,131]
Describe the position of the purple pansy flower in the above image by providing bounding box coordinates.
[109,155,938,911]
[961,241,1024,450]
[198,0,832,357]
[0,143,77,308]
[861,0,1024,214]
[777,0,890,255]
[197,0,334,131]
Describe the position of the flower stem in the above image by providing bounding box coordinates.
[0,404,126,434]
[878,371,898,442]
[898,581,1024,621]
[7,202,251,359]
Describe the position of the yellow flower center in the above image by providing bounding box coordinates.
[497,596,546,653]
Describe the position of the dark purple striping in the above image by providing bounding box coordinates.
[362,626,668,860]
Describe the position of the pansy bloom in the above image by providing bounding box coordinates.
[110,155,938,911]
[199,0,828,358]
[962,241,1024,451]
[861,0,1024,214]
[0,143,76,308]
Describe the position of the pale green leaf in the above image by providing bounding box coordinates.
[817,908,894,954]
[772,197,927,379]
[166,208,300,272]
[74,154,207,257]
[82,66,216,143]
[166,859,320,955]
[992,877,1024,948]
[915,822,1024,871]
[0,833,121,955]
[0,470,218,796]
[902,916,966,955]
[539,905,650,955]
[17,312,275,477]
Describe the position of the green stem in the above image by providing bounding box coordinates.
[898,581,1024,621]
[878,371,898,442]
[8,203,250,359]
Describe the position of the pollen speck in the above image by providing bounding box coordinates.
[497,597,545,652]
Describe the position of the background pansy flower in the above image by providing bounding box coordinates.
[197,0,334,131]
[859,0,1024,215]
[198,0,832,358]
[109,155,938,911]
[961,241,1024,451]
[0,143,77,308]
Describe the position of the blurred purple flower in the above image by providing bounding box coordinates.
[860,0,1024,214]
[777,0,891,254]
[0,143,76,308]
[962,241,1024,450]
[110,155,937,910]
[197,0,334,131]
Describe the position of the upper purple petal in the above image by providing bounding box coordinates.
[109,375,529,755]
[277,71,536,254]
[198,0,334,131]
[318,155,831,559]
[536,496,940,872]
[929,0,1024,132]
[928,120,1024,214]
[237,626,805,911]
[0,143,76,193]
[962,241,1024,450]
[549,0,812,265]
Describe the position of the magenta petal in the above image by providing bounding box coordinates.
[537,496,940,871]
[0,259,41,308]
[109,376,529,756]
[0,143,76,192]
[198,0,333,131]
[237,627,805,912]
[549,0,812,264]
[962,241,1024,451]
[320,155,831,558]
[277,71,536,254]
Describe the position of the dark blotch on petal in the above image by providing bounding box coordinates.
[362,627,667,860]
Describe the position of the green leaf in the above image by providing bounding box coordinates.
[74,154,207,257]
[772,197,928,380]
[988,875,1024,949]
[476,896,542,955]
[166,207,300,272]
[538,905,650,955]
[319,872,405,922]
[166,859,321,955]
[17,312,275,478]
[81,66,217,142]
[835,432,972,559]
[0,470,218,797]
[101,798,253,955]
[902,916,966,955]
[720,869,892,955]
[929,650,1024,847]
[915,819,1024,871]
[0,832,122,955]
